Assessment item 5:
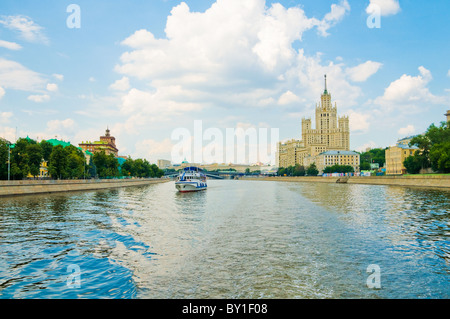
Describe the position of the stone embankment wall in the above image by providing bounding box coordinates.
[243,175,450,188]
[0,178,170,197]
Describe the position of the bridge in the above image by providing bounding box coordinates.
[165,170,247,180]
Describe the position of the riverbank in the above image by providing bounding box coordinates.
[242,175,450,189]
[0,178,170,197]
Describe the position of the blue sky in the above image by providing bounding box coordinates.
[0,0,449,164]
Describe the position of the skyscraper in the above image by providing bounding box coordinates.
[278,75,351,168]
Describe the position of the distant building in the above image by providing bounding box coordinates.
[304,150,360,174]
[445,110,450,123]
[385,137,419,175]
[278,75,350,168]
[157,159,172,169]
[79,128,119,157]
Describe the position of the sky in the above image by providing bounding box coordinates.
[0,0,449,165]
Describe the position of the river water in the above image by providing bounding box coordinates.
[0,180,449,299]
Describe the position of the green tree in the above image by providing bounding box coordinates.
[121,157,135,177]
[293,164,306,176]
[105,154,119,177]
[403,155,422,174]
[0,139,9,180]
[66,151,85,179]
[408,121,450,173]
[11,137,36,179]
[48,145,67,179]
[92,151,108,178]
[306,163,319,176]
[40,140,53,162]
[26,143,43,178]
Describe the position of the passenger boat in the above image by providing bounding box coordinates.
[175,166,207,192]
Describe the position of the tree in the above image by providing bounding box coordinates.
[408,121,450,173]
[403,155,422,174]
[48,145,67,179]
[11,138,28,179]
[306,163,319,176]
[40,140,53,162]
[92,151,108,178]
[26,144,43,178]
[66,151,85,179]
[121,158,134,177]
[293,164,306,176]
[105,154,119,177]
[0,139,9,180]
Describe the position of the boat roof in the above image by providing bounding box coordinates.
[183,166,204,171]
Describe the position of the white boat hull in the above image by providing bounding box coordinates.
[175,181,207,192]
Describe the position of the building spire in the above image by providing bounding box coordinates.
[324,74,328,95]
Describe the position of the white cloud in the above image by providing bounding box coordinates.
[46,83,58,92]
[348,110,370,133]
[366,0,401,17]
[111,0,359,144]
[316,0,351,36]
[0,86,5,99]
[356,141,377,153]
[110,77,130,91]
[0,39,22,50]
[0,15,48,44]
[447,69,450,77]
[373,66,445,112]
[134,138,174,163]
[46,118,76,134]
[53,73,64,81]
[398,124,415,136]
[346,61,383,82]
[0,58,46,91]
[89,77,96,82]
[0,126,16,142]
[28,94,50,103]
[0,111,13,124]
[278,90,300,105]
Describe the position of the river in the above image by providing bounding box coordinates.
[0,180,449,298]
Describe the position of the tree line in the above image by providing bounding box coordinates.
[0,137,164,180]
[403,121,450,174]
[277,163,319,176]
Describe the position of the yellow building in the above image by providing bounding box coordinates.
[385,137,419,175]
[304,150,360,174]
[79,128,119,157]
[445,110,450,123]
[278,75,350,168]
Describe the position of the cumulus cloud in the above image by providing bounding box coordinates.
[46,118,76,134]
[28,94,50,103]
[346,61,383,82]
[316,0,351,36]
[0,111,13,124]
[134,138,174,163]
[366,0,401,17]
[46,83,58,92]
[398,124,415,136]
[0,86,5,99]
[110,76,130,91]
[0,39,22,50]
[278,90,300,105]
[356,141,377,153]
[373,66,445,112]
[53,73,64,81]
[348,110,370,133]
[0,15,48,44]
[0,58,46,91]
